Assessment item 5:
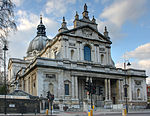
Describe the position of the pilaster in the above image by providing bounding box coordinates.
[66,40,69,59]
[75,76,78,99]
[80,43,83,61]
[97,46,100,63]
[77,42,80,61]
[143,79,147,101]
[108,79,111,101]
[58,71,64,98]
[72,76,75,99]
[94,45,97,62]
[105,79,108,101]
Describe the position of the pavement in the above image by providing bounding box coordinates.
[0,109,150,116]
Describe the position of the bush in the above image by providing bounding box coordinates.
[0,85,7,95]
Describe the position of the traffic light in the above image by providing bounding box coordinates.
[85,82,89,91]
[99,86,103,95]
[92,85,96,94]
[46,91,50,99]
[85,80,91,92]
[50,94,54,101]
[124,88,127,97]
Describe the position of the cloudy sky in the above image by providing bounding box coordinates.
[8,0,150,83]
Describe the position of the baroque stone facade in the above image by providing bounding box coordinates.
[8,4,147,111]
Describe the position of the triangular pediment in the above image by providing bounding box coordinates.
[61,25,111,43]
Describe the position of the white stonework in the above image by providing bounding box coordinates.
[8,4,147,111]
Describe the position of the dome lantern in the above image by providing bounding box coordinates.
[37,15,46,36]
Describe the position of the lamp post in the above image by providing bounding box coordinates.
[124,60,131,114]
[3,43,8,114]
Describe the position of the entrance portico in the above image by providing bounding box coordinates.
[75,74,123,108]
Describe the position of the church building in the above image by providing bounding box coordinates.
[8,4,147,111]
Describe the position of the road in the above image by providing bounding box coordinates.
[94,113,150,116]
[0,112,150,116]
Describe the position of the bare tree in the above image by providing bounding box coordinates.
[0,0,17,44]
[0,0,16,75]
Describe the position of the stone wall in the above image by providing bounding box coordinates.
[0,98,40,113]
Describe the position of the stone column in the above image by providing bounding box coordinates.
[86,77,89,99]
[121,80,124,101]
[129,77,132,101]
[72,76,75,99]
[105,79,108,101]
[118,80,121,101]
[75,76,78,99]
[108,79,111,101]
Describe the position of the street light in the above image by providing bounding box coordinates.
[124,60,131,114]
[3,43,8,114]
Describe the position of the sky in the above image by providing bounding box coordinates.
[7,0,150,83]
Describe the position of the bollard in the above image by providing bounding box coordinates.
[92,105,94,109]
[46,109,48,115]
[88,109,91,116]
[122,108,127,116]
[90,109,93,116]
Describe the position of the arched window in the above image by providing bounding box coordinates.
[137,89,140,98]
[101,54,104,64]
[84,45,91,61]
[71,50,74,60]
